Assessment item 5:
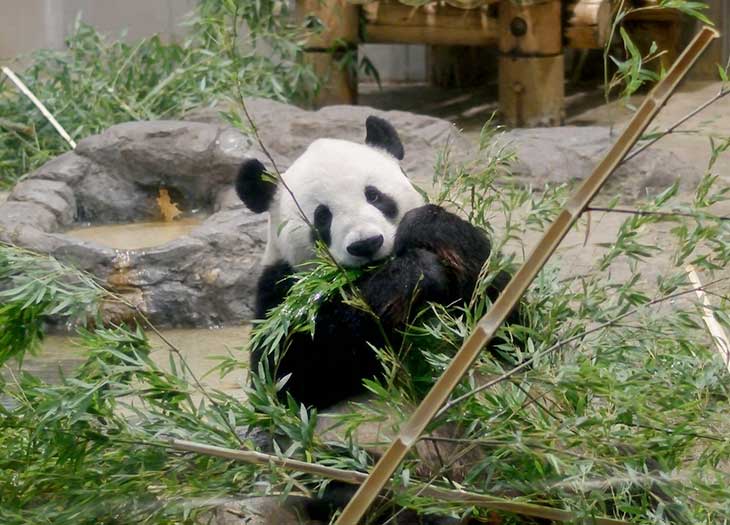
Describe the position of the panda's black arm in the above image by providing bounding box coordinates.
[254,261,295,319]
[360,204,497,327]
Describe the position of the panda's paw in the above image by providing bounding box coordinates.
[236,425,276,453]
[361,248,450,325]
[394,205,492,273]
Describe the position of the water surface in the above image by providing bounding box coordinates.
[65,217,204,250]
[2,326,251,407]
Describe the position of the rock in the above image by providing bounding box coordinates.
[4,102,696,329]
[25,151,92,185]
[500,126,701,199]
[186,98,470,186]
[75,121,258,213]
[187,101,699,200]
[0,121,266,328]
[0,202,58,235]
[9,179,76,226]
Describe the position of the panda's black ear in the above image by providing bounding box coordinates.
[236,158,277,213]
[365,115,405,160]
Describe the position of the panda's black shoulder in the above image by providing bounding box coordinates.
[255,260,294,319]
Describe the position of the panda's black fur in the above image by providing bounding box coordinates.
[251,203,508,409]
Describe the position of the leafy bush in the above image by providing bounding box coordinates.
[0,0,317,188]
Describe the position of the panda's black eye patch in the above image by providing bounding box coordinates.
[365,185,398,219]
[311,204,332,246]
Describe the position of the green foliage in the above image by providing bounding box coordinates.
[0,244,104,365]
[0,323,261,525]
[0,0,318,188]
[603,0,710,108]
[3,122,730,522]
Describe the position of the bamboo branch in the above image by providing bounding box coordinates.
[585,206,730,222]
[167,438,628,524]
[623,54,730,166]
[686,265,730,373]
[335,26,720,524]
[1,66,77,149]
[439,277,729,415]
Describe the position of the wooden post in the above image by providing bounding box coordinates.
[498,0,564,127]
[297,0,359,107]
[565,0,613,49]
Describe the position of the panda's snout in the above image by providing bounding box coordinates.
[347,235,384,258]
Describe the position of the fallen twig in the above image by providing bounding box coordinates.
[1,66,76,149]
[585,206,730,221]
[686,265,730,373]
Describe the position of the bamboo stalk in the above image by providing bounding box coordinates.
[1,66,77,149]
[686,265,730,373]
[168,438,628,524]
[335,26,720,525]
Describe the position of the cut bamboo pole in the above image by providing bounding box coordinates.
[686,265,730,373]
[335,26,720,525]
[168,438,628,524]
[1,66,77,149]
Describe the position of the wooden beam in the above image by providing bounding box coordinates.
[565,0,613,49]
[499,55,565,126]
[296,0,358,49]
[498,0,562,56]
[363,1,498,46]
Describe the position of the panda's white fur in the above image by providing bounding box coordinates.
[262,138,424,268]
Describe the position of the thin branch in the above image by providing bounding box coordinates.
[623,83,730,165]
[438,277,730,416]
[1,66,77,149]
[226,11,321,256]
[98,289,245,445]
[585,206,730,221]
[167,438,629,525]
[228,33,353,285]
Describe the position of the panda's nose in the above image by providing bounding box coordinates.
[347,235,384,258]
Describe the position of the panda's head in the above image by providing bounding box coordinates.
[236,116,425,268]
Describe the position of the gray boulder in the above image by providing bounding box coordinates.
[186,98,468,186]
[0,121,266,328]
[501,126,701,198]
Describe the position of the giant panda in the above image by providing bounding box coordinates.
[235,116,515,524]
[236,116,512,411]
[235,116,688,525]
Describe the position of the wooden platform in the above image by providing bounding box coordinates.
[299,0,682,127]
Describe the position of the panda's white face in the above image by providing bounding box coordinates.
[263,138,424,268]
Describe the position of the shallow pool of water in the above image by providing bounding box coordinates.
[65,217,204,250]
[2,326,251,408]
